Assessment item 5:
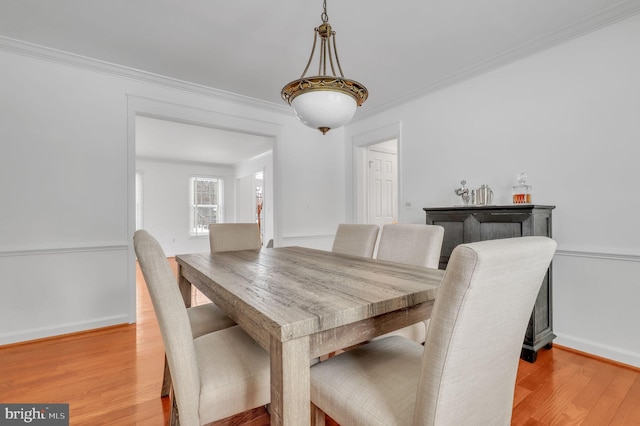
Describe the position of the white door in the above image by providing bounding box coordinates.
[367,144,398,227]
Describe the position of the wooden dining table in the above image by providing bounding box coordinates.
[175,246,444,426]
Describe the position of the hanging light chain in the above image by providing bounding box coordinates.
[321,0,328,23]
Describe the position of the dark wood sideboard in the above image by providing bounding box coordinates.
[424,205,555,362]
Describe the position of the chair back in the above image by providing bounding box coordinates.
[133,230,201,426]
[413,236,556,425]
[331,224,380,258]
[209,223,262,253]
[376,224,444,268]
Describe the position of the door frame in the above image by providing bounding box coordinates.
[127,95,281,323]
[351,122,402,224]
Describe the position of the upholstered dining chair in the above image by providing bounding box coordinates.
[209,223,262,252]
[374,223,444,343]
[158,225,260,397]
[310,236,556,426]
[331,224,380,258]
[376,223,444,268]
[159,222,263,396]
[160,301,237,396]
[134,230,270,426]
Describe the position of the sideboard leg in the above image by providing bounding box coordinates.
[521,348,538,363]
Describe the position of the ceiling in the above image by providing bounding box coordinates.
[135,116,274,165]
[1,0,639,162]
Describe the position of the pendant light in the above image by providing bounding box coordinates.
[281,0,368,134]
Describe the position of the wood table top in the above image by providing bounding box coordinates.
[176,246,444,343]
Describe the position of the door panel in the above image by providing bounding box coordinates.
[367,148,397,227]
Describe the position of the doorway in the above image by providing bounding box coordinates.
[127,95,281,323]
[352,122,401,226]
[235,169,267,244]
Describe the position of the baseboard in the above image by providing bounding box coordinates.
[554,333,640,369]
[0,315,129,346]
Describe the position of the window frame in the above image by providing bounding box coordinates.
[189,175,224,237]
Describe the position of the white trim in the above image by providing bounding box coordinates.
[4,0,640,123]
[127,95,283,322]
[556,248,640,262]
[0,35,288,114]
[354,2,640,120]
[0,315,130,346]
[350,123,402,224]
[555,333,640,369]
[0,243,128,258]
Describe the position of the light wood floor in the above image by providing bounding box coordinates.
[1,258,639,425]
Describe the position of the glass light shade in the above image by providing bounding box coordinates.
[291,90,357,133]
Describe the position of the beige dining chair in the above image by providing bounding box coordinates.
[310,236,557,426]
[160,302,237,397]
[134,230,270,426]
[374,223,444,343]
[159,224,257,396]
[159,222,263,396]
[209,223,262,252]
[376,223,444,267]
[331,224,380,258]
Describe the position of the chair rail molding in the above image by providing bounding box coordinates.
[0,242,128,258]
[556,247,640,263]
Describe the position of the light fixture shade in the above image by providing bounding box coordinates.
[281,2,367,134]
[291,90,357,134]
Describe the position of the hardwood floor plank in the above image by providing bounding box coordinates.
[609,374,640,425]
[580,367,636,426]
[0,258,638,425]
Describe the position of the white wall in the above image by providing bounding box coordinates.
[5,15,637,368]
[0,40,346,345]
[136,159,235,256]
[345,14,640,367]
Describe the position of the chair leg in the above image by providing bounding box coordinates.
[311,403,326,426]
[170,387,180,426]
[161,355,172,397]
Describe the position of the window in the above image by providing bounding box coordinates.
[135,171,144,230]
[190,176,223,236]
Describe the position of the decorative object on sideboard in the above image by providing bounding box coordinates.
[454,180,470,205]
[513,172,532,204]
[475,184,494,205]
[455,180,494,206]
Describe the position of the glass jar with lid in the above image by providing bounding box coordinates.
[513,173,532,204]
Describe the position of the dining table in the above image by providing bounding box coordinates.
[175,246,444,426]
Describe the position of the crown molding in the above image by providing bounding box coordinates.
[2,1,640,122]
[355,1,640,120]
[0,35,289,115]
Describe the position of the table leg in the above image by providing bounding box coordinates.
[269,336,310,426]
[177,264,192,308]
